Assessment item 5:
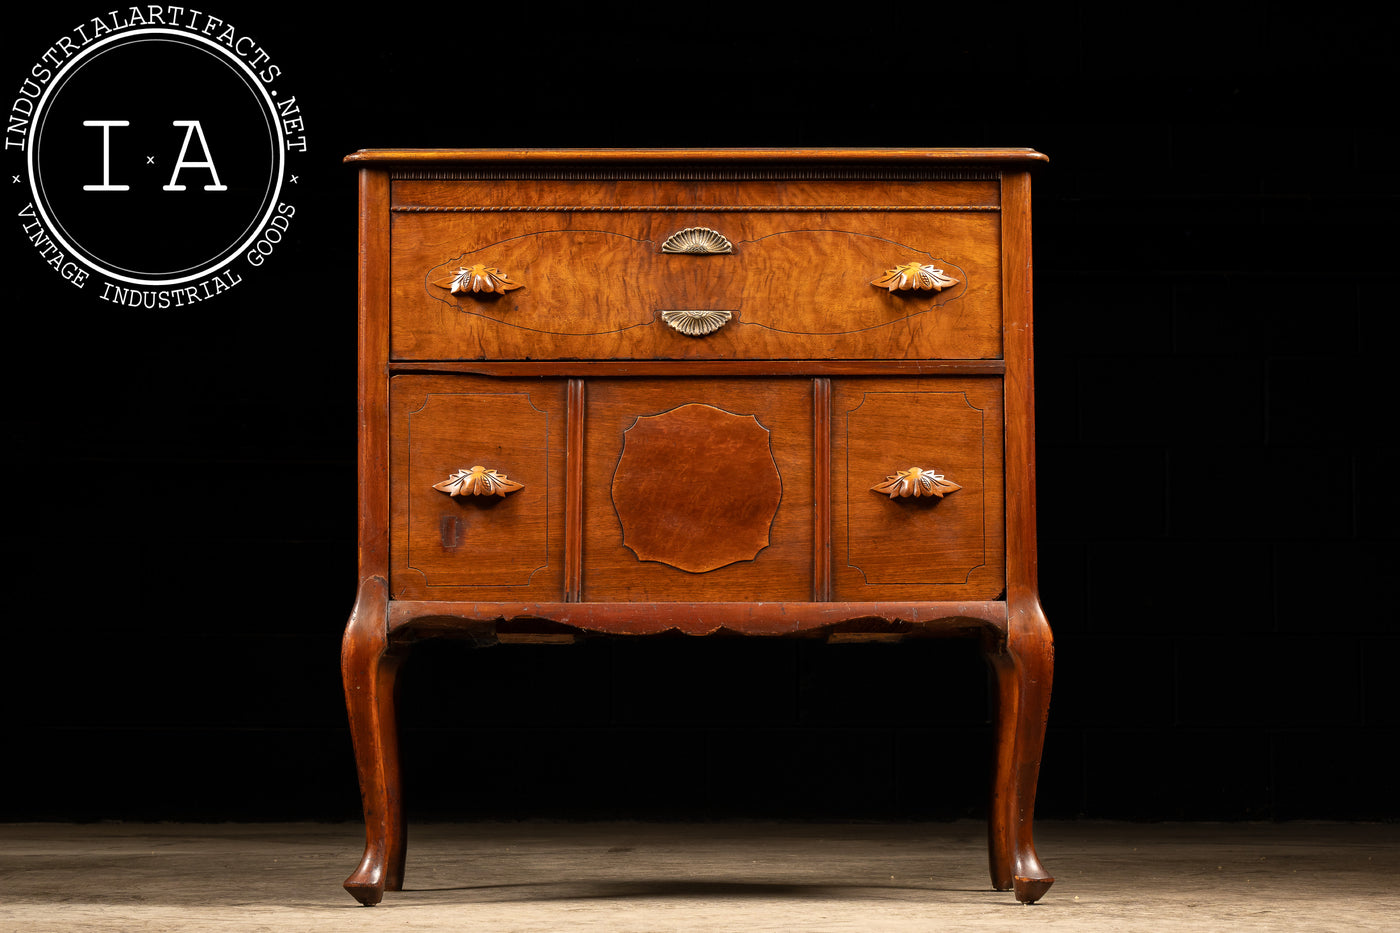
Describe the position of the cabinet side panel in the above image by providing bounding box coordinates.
[1002,170,1039,602]
[359,167,392,581]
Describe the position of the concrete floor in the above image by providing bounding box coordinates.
[3,820,1398,931]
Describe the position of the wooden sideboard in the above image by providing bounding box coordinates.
[340,148,1053,906]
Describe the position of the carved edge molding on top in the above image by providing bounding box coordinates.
[393,204,999,213]
[390,166,1001,181]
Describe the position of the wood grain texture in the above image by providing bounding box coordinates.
[389,375,567,601]
[386,599,1007,639]
[393,179,1000,209]
[831,377,1005,600]
[987,600,1054,903]
[346,166,397,907]
[390,206,1001,361]
[992,169,1054,903]
[345,147,1048,164]
[358,169,392,582]
[582,379,813,601]
[391,360,1007,377]
[611,403,782,573]
[341,576,404,906]
[1002,171,1041,605]
[345,149,1052,905]
[565,379,585,602]
[813,378,832,602]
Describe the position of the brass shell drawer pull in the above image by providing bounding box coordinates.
[659,309,733,336]
[433,466,524,497]
[871,262,959,293]
[660,227,732,254]
[434,264,524,296]
[871,467,961,499]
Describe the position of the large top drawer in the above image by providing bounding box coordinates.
[377,162,1011,362]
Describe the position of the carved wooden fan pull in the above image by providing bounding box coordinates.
[433,264,524,296]
[433,465,523,497]
[871,467,961,499]
[870,261,959,293]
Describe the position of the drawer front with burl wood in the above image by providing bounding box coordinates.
[388,177,1002,362]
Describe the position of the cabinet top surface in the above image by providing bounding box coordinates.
[344,147,1048,165]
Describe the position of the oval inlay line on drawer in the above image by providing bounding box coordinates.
[406,219,991,360]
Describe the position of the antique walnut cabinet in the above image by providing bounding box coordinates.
[341,148,1053,906]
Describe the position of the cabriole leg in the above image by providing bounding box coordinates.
[341,576,406,906]
[984,598,1054,904]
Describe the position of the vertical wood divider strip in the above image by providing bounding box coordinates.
[565,378,586,602]
[358,168,391,582]
[813,377,832,602]
[1002,170,1037,602]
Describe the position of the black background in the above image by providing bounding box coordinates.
[5,4,1397,824]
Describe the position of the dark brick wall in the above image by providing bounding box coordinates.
[6,5,1395,822]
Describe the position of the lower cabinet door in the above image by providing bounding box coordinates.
[831,377,1005,601]
[390,374,568,601]
[581,378,815,602]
